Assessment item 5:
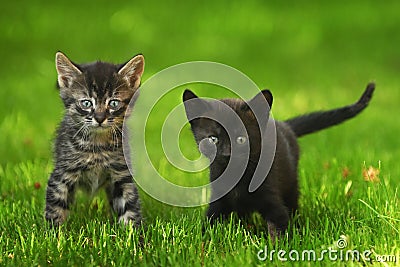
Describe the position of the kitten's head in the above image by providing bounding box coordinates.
[55,52,144,139]
[183,89,273,163]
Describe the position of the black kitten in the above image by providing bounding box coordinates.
[183,83,375,239]
[45,52,144,226]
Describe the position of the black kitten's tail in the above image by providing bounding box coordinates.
[285,83,375,137]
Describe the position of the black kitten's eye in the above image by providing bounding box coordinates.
[109,99,120,109]
[236,136,247,144]
[80,100,93,109]
[208,136,218,144]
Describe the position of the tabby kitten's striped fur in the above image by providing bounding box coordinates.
[45,52,144,226]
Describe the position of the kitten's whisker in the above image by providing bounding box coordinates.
[72,121,85,128]
[73,123,87,139]
[82,127,90,144]
[112,129,116,150]
[113,124,123,135]
[111,125,120,149]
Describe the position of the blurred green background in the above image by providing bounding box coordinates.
[1,2,399,264]
[0,0,399,174]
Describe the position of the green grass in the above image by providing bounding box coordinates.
[1,0,399,266]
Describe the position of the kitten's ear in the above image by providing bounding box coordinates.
[118,54,145,90]
[261,89,273,107]
[250,89,273,108]
[248,89,273,109]
[183,89,209,121]
[183,89,198,102]
[55,52,82,88]
[247,89,273,128]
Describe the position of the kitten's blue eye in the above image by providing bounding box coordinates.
[109,99,120,109]
[236,136,247,144]
[208,136,218,144]
[80,100,93,109]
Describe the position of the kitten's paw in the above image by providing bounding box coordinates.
[118,210,142,227]
[267,222,287,242]
[45,207,68,226]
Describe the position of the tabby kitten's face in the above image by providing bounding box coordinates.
[56,52,144,144]
[183,90,273,163]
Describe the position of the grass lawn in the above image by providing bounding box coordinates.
[1,1,399,266]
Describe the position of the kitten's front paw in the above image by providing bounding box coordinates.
[45,207,69,226]
[267,222,287,242]
[118,210,142,227]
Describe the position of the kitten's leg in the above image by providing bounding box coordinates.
[206,200,232,224]
[108,166,142,227]
[45,170,78,226]
[259,200,290,242]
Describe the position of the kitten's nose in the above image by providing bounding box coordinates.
[94,112,106,124]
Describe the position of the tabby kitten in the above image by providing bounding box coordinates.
[183,83,375,239]
[45,52,144,226]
